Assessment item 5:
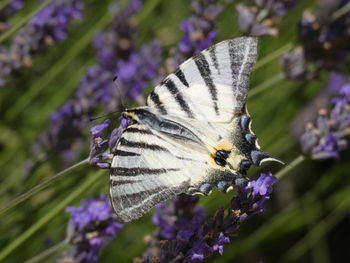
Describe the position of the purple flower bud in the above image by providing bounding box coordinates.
[90,119,111,138]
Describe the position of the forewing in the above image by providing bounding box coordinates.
[146,37,258,122]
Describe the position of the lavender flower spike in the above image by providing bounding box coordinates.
[165,0,223,72]
[0,0,84,87]
[57,194,123,263]
[137,173,277,262]
[300,78,350,159]
[237,0,298,36]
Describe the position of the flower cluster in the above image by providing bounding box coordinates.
[300,77,350,159]
[236,0,298,36]
[0,0,24,32]
[27,0,161,173]
[165,0,222,72]
[0,0,83,87]
[136,173,277,262]
[281,0,350,79]
[56,194,123,263]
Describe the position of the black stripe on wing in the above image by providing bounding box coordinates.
[174,69,189,87]
[149,91,167,114]
[194,53,219,115]
[110,178,143,186]
[111,167,180,177]
[123,127,154,135]
[119,138,169,151]
[114,150,141,157]
[162,79,194,118]
[208,45,220,75]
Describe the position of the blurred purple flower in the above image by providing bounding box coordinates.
[27,0,161,173]
[237,0,298,36]
[137,173,277,262]
[300,77,350,159]
[0,0,83,87]
[0,0,24,32]
[281,0,350,79]
[57,194,123,263]
[166,0,222,72]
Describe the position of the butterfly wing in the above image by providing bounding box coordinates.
[110,123,239,222]
[146,37,257,122]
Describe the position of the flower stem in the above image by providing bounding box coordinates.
[249,72,284,99]
[254,43,294,71]
[283,185,350,261]
[0,0,13,10]
[275,155,305,180]
[0,158,89,216]
[0,169,104,261]
[332,1,350,20]
[0,0,55,44]
[24,240,68,263]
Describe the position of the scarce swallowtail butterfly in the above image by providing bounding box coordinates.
[110,37,283,223]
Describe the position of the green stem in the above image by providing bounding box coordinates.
[0,0,55,44]
[0,0,13,10]
[283,191,350,262]
[249,72,284,99]
[24,240,68,263]
[332,1,350,20]
[274,155,305,179]
[0,169,104,261]
[254,43,294,71]
[5,10,112,121]
[0,158,89,216]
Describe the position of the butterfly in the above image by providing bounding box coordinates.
[109,37,282,223]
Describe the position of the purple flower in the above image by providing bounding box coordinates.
[250,173,277,196]
[90,119,110,138]
[300,77,350,159]
[0,0,83,87]
[57,194,123,263]
[237,0,298,36]
[281,0,350,79]
[138,173,277,262]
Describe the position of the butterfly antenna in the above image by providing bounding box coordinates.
[89,110,121,122]
[113,75,126,110]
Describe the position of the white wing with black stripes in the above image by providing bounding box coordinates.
[146,37,257,122]
[110,37,283,222]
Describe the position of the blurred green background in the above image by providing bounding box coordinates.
[1,0,350,262]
